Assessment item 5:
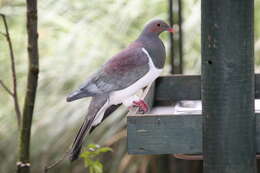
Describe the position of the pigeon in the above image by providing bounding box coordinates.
[67,19,174,161]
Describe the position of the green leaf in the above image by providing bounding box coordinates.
[87,144,98,151]
[80,151,91,158]
[80,144,112,173]
[97,147,113,153]
[93,161,103,173]
[89,166,95,173]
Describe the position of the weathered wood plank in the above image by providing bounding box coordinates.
[127,113,260,154]
[202,1,255,172]
[128,114,202,154]
[155,74,260,102]
[155,75,200,102]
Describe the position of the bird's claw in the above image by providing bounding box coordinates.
[132,100,149,113]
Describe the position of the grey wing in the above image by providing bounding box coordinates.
[67,47,149,102]
[66,71,103,102]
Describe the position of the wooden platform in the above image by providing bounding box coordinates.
[127,74,260,155]
[128,102,260,154]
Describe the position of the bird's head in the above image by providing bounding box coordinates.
[142,19,174,36]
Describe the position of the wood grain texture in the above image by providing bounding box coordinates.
[201,0,255,172]
[128,114,202,154]
[128,113,260,155]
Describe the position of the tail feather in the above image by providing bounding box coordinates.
[89,104,121,134]
[69,118,93,161]
[69,95,109,161]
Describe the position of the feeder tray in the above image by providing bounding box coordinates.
[127,75,260,160]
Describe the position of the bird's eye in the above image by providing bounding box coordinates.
[157,23,161,27]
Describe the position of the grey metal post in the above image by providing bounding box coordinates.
[201,0,256,173]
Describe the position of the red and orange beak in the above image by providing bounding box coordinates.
[168,28,175,33]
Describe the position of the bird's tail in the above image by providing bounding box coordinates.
[69,118,93,161]
[69,95,108,161]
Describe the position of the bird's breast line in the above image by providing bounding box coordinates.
[108,48,162,106]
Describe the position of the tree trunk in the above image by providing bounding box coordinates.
[17,0,39,173]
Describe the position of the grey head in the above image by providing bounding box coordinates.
[137,19,174,69]
[140,19,174,36]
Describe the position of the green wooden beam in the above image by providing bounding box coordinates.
[155,74,260,102]
[201,0,255,172]
[155,75,201,102]
[128,114,202,154]
[128,113,260,155]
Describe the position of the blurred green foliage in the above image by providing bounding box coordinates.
[80,144,112,173]
[0,0,260,172]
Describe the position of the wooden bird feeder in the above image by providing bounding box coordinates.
[127,0,257,172]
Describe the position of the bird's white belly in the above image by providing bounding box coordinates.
[93,48,163,126]
[108,48,163,105]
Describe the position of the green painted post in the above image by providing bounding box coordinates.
[201,0,256,173]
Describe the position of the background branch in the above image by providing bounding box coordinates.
[17,0,39,172]
[0,14,21,127]
[0,80,13,96]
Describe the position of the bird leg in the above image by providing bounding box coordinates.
[123,95,149,113]
[132,100,149,113]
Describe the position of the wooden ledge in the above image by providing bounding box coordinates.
[155,74,260,103]
[127,112,260,155]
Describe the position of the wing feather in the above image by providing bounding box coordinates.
[67,45,149,102]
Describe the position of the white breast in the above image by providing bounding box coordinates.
[108,48,162,105]
[92,48,162,126]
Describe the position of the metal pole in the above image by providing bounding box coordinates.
[168,0,183,74]
[177,0,183,74]
[201,0,256,173]
[168,0,175,74]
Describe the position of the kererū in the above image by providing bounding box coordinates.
[67,19,174,161]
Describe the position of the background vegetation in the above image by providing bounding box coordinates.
[0,0,260,172]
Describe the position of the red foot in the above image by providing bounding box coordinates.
[132,100,148,113]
